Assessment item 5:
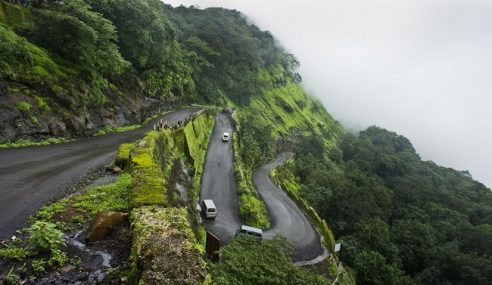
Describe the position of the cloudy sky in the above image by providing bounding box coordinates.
[166,0,492,188]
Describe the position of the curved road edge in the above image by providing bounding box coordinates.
[253,152,326,262]
[0,108,201,240]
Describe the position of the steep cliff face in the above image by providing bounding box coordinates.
[0,78,153,142]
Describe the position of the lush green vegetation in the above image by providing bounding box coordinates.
[0,221,68,273]
[35,172,132,229]
[3,1,490,284]
[212,235,329,285]
[0,23,69,85]
[129,146,167,208]
[277,126,492,284]
[0,0,196,142]
[0,172,132,275]
[0,137,71,149]
[168,7,296,105]
[130,206,210,284]
[94,124,140,136]
[232,129,270,229]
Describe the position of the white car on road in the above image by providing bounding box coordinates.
[222,132,230,142]
[202,199,217,219]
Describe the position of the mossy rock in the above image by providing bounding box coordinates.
[173,128,188,159]
[126,113,214,210]
[130,148,166,208]
[130,147,154,168]
[130,207,207,285]
[115,143,134,169]
[130,166,166,208]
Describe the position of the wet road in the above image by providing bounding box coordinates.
[200,113,241,243]
[200,114,323,261]
[0,108,199,240]
[253,153,323,261]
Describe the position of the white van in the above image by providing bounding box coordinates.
[202,199,217,219]
[236,225,263,240]
[222,132,230,142]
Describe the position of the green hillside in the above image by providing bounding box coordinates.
[0,1,31,26]
[0,0,491,284]
[275,126,492,284]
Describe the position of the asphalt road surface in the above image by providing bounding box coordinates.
[253,153,324,261]
[0,108,199,240]
[200,114,323,262]
[200,113,241,243]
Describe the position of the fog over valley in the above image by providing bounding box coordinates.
[166,0,492,188]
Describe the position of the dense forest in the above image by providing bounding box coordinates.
[1,0,491,284]
[277,127,492,284]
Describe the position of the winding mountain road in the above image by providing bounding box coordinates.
[0,108,200,240]
[1,109,324,262]
[253,153,323,261]
[200,114,323,262]
[200,113,241,243]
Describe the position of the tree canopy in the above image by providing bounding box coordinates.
[212,235,329,285]
[288,126,492,284]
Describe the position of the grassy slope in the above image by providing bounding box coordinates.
[231,72,356,283]
[246,81,342,142]
[230,69,344,227]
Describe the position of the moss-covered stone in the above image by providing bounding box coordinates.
[130,147,154,168]
[129,147,166,208]
[184,114,215,201]
[129,206,208,285]
[115,143,134,169]
[124,112,215,271]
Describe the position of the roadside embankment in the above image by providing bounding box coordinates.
[118,111,215,284]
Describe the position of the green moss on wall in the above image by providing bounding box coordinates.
[115,112,215,281]
[184,114,215,201]
[129,206,209,284]
[116,112,214,206]
[129,147,166,208]
[115,143,134,169]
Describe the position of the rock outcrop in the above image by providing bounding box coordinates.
[86,211,128,242]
